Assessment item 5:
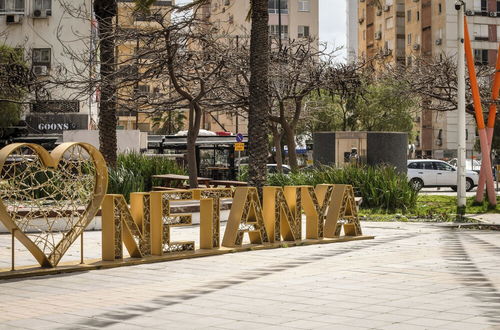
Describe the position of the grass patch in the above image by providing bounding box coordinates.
[359,195,500,222]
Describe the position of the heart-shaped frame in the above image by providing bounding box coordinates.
[0,142,108,268]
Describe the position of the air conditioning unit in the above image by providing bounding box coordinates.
[435,38,442,45]
[33,65,49,76]
[376,10,382,16]
[6,14,23,24]
[465,10,474,16]
[489,11,497,17]
[383,48,392,56]
[33,9,51,18]
[375,31,382,40]
[383,5,390,12]
[413,43,420,50]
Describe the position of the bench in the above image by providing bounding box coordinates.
[208,180,248,188]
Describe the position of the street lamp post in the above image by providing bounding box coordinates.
[456,1,466,216]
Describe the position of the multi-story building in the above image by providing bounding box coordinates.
[203,0,320,134]
[115,0,174,132]
[353,0,499,159]
[347,0,359,62]
[0,0,97,135]
[356,0,406,65]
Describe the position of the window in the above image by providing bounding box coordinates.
[407,10,411,22]
[298,25,310,38]
[474,49,489,65]
[32,48,51,66]
[438,2,442,14]
[408,162,420,169]
[497,0,500,13]
[0,0,24,13]
[434,162,454,171]
[407,33,412,45]
[137,84,150,95]
[298,0,310,12]
[269,24,288,38]
[268,0,288,14]
[385,0,393,5]
[422,162,434,170]
[33,0,50,11]
[417,10,420,20]
[385,17,393,29]
[473,24,489,41]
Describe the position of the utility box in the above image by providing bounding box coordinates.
[313,131,408,173]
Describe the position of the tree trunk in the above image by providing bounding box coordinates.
[282,122,298,172]
[187,104,202,188]
[248,0,270,191]
[94,0,117,167]
[271,124,283,173]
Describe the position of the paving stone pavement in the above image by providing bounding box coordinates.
[1,222,500,329]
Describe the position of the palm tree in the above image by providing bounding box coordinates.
[248,0,270,190]
[94,0,118,167]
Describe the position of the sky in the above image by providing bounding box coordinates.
[319,0,347,59]
[176,0,348,58]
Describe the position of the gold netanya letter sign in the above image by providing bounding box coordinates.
[221,187,270,247]
[263,186,302,242]
[102,193,151,261]
[193,188,232,249]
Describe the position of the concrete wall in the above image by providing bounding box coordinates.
[366,132,408,173]
[63,130,148,153]
[313,132,336,165]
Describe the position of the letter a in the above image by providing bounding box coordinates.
[222,187,269,247]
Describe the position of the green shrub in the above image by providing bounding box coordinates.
[108,153,185,200]
[267,165,417,212]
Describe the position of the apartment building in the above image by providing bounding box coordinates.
[0,0,97,134]
[203,0,320,134]
[115,0,174,132]
[354,0,499,159]
[357,0,406,65]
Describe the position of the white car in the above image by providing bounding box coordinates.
[407,159,479,191]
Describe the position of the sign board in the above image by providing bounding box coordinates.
[26,114,89,134]
[235,142,244,151]
[236,133,244,143]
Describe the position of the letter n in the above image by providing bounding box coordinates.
[263,186,302,242]
[222,187,269,247]
[102,193,151,261]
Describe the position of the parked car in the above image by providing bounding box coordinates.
[267,164,292,174]
[407,159,479,191]
[448,158,481,173]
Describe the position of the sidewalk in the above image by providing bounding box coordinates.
[466,213,500,225]
[0,222,500,329]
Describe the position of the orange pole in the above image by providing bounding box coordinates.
[464,18,496,205]
[477,44,500,199]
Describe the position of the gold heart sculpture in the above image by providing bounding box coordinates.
[0,142,108,268]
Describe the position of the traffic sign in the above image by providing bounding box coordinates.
[234,142,244,151]
[236,133,244,143]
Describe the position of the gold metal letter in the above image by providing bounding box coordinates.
[193,188,232,249]
[222,187,269,247]
[102,193,151,261]
[150,190,195,254]
[263,186,302,242]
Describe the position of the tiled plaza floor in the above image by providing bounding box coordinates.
[1,222,500,329]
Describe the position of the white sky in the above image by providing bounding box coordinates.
[176,0,347,59]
